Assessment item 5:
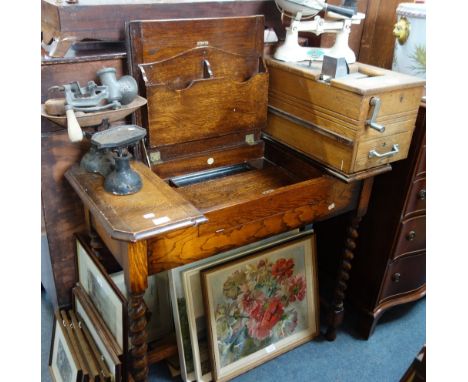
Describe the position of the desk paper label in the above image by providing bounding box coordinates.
[143,213,156,219]
[152,216,170,225]
[265,344,276,354]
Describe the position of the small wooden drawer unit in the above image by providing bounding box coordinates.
[264,57,425,176]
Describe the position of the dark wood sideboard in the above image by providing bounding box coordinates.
[348,103,426,338]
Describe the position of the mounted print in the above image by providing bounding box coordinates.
[169,229,305,382]
[75,234,127,353]
[201,236,319,381]
[49,311,84,382]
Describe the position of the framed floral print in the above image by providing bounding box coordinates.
[168,229,305,382]
[201,236,319,382]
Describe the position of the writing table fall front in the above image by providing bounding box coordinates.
[65,15,424,382]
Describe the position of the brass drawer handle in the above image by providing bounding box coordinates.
[368,144,400,159]
[406,230,416,241]
[366,97,386,133]
[392,272,401,283]
[418,189,426,200]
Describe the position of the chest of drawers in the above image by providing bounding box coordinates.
[348,103,426,338]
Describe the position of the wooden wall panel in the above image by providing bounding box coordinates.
[41,131,88,307]
[41,54,126,307]
[358,0,406,69]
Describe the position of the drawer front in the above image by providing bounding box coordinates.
[353,130,413,172]
[403,177,426,218]
[415,136,426,178]
[265,111,355,173]
[393,215,426,260]
[379,252,426,303]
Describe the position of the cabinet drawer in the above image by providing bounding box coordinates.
[393,215,426,260]
[379,252,426,303]
[353,130,413,173]
[403,177,426,218]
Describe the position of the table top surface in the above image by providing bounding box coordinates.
[65,161,207,242]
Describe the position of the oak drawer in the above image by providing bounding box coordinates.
[393,215,426,260]
[403,177,426,218]
[353,130,413,173]
[379,251,425,303]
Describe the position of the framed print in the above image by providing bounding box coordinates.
[201,236,319,382]
[73,286,122,382]
[110,270,173,343]
[49,311,84,382]
[169,228,308,382]
[75,234,127,354]
[69,310,111,382]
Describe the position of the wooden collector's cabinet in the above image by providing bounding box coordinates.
[264,57,424,178]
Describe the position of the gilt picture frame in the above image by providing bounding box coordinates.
[49,311,83,382]
[201,236,319,382]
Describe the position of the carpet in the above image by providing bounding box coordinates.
[42,290,425,381]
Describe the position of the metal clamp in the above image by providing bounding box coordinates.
[366,97,385,133]
[368,144,399,159]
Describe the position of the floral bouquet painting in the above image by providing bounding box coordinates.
[202,237,318,381]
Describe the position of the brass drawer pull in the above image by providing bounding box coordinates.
[368,144,400,159]
[418,189,426,200]
[406,230,416,241]
[366,97,386,133]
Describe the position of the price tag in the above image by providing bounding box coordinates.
[265,344,276,354]
[153,216,170,225]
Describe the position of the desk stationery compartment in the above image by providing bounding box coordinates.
[139,48,268,149]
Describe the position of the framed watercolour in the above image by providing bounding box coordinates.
[75,234,127,354]
[49,311,84,382]
[73,286,122,382]
[168,228,308,382]
[201,236,319,382]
